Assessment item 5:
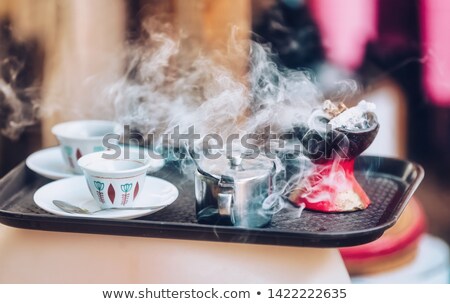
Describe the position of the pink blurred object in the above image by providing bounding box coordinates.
[421,0,450,106]
[308,0,377,71]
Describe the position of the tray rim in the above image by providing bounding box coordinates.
[0,155,425,247]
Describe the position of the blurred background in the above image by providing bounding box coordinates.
[0,0,449,283]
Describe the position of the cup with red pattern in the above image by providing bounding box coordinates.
[77,151,151,209]
[51,120,121,174]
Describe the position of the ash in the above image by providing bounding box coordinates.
[328,100,376,130]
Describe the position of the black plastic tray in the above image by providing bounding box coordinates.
[0,156,423,247]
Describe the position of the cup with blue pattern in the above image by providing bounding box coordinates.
[52,120,121,174]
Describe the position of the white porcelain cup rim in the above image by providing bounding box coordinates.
[51,120,121,141]
[78,151,151,176]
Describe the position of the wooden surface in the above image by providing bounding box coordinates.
[0,224,350,283]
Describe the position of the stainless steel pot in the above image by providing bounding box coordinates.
[194,153,277,228]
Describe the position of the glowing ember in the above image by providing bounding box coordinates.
[289,159,370,212]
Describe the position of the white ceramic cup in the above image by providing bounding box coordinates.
[118,144,165,173]
[77,151,151,208]
[52,120,121,174]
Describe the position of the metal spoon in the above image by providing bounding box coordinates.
[52,200,166,215]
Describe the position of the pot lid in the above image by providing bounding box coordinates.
[196,150,275,181]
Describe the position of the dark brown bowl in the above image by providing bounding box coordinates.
[296,112,379,164]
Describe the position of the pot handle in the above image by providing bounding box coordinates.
[217,191,234,223]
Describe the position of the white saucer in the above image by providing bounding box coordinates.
[33,176,178,219]
[26,147,166,180]
[26,147,75,179]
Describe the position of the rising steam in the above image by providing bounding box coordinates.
[107,20,249,141]
[107,20,330,146]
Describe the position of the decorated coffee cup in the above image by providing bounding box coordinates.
[77,151,151,208]
[52,120,121,174]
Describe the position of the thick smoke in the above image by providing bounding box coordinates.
[107,20,250,142]
[0,21,41,140]
[0,76,38,139]
[107,20,325,146]
[247,42,323,137]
